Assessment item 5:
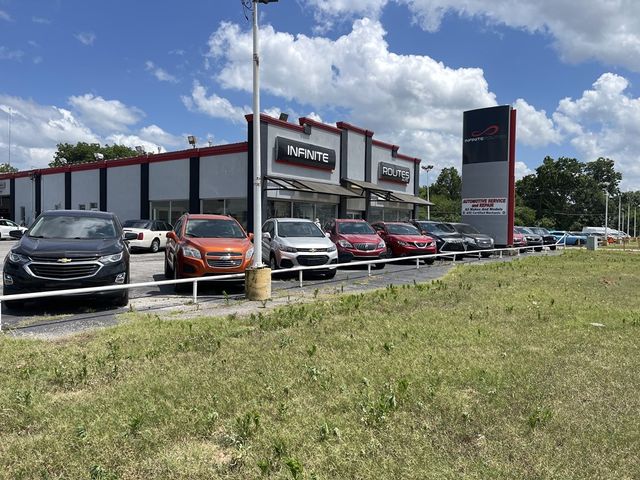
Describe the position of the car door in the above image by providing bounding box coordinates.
[0,219,10,237]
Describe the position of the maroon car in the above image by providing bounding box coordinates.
[371,222,437,263]
[324,219,387,269]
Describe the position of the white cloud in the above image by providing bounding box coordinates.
[515,161,533,180]
[104,134,166,155]
[512,98,561,148]
[68,94,144,133]
[301,1,640,72]
[0,10,12,22]
[74,32,96,46]
[181,81,250,123]
[552,73,640,189]
[145,61,178,83]
[0,46,24,61]
[138,124,183,147]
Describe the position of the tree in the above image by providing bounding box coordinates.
[50,142,138,167]
[430,167,462,200]
[0,163,18,173]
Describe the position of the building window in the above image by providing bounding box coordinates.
[78,204,86,210]
[268,200,336,227]
[267,200,292,219]
[20,206,26,223]
[90,202,98,211]
[202,198,248,229]
[150,200,188,225]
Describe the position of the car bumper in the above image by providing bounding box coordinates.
[391,245,437,257]
[277,250,339,269]
[178,255,253,278]
[3,261,128,297]
[127,239,153,249]
[337,247,387,263]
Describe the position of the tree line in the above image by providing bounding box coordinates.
[421,157,640,232]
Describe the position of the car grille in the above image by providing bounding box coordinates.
[477,240,492,247]
[297,255,329,266]
[28,262,101,280]
[296,247,331,253]
[206,252,243,268]
[353,243,378,251]
[30,255,98,262]
[441,242,466,252]
[413,242,429,248]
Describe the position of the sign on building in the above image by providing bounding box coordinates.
[275,137,336,171]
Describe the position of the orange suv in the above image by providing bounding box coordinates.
[164,214,254,291]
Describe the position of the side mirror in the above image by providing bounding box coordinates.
[262,232,271,240]
[325,232,331,238]
[124,232,138,241]
[166,231,177,241]
[9,229,24,239]
[248,232,254,241]
[421,231,427,235]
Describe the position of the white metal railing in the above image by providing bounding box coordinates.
[0,241,570,332]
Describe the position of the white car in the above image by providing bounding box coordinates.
[122,219,173,253]
[0,218,27,240]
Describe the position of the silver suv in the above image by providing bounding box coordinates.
[261,218,338,278]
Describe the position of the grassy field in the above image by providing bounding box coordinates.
[0,250,639,479]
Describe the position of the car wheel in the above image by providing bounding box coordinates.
[425,258,435,265]
[323,268,337,279]
[4,299,24,310]
[164,256,173,279]
[113,289,129,307]
[549,246,557,251]
[481,252,491,258]
[150,238,160,253]
[534,247,543,252]
[373,262,385,270]
[269,254,279,270]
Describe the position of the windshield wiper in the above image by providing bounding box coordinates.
[28,235,47,238]
[185,233,200,238]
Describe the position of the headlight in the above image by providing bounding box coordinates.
[99,252,124,264]
[182,245,202,259]
[378,240,386,248]
[281,245,298,253]
[327,244,337,252]
[337,239,353,248]
[464,237,477,245]
[246,247,254,259]
[397,241,409,246]
[427,241,435,247]
[8,251,30,265]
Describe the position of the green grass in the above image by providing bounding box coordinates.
[1,250,639,479]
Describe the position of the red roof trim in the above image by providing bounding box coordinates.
[0,143,249,180]
[372,139,399,152]
[395,153,422,164]
[298,117,342,135]
[245,113,305,133]
[336,121,374,137]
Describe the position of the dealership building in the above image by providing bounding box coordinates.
[0,114,431,230]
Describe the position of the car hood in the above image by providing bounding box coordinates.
[16,236,123,258]
[462,233,493,242]
[388,234,434,243]
[339,233,382,244]
[432,233,465,242]
[278,236,334,249]
[187,237,251,252]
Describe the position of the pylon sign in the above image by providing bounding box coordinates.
[461,105,516,246]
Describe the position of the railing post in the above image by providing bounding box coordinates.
[193,280,198,304]
[499,249,503,259]
[0,301,3,332]
[368,263,372,277]
[299,269,303,288]
[416,257,420,269]
[452,253,456,264]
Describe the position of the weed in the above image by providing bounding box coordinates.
[233,411,261,446]
[307,344,317,356]
[285,457,304,480]
[127,414,143,437]
[528,406,553,430]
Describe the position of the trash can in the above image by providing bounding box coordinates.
[586,236,598,251]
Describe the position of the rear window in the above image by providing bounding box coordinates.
[453,223,480,235]
[29,215,117,239]
[337,222,375,235]
[185,219,246,239]
[123,220,152,229]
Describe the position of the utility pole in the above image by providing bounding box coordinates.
[421,165,434,220]
[7,107,11,167]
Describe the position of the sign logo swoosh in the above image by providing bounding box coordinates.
[471,125,499,137]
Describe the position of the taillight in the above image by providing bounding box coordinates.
[137,232,144,240]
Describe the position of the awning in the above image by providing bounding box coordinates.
[388,192,434,205]
[265,176,361,197]
[341,178,395,200]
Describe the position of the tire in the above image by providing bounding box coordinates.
[534,247,543,252]
[150,238,160,253]
[113,289,129,307]
[425,258,435,265]
[269,254,279,270]
[4,299,24,310]
[164,256,173,279]
[373,262,385,270]
[323,269,337,279]
[481,252,491,258]
[173,257,190,293]
[550,246,557,251]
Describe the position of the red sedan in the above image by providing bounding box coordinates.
[371,222,437,263]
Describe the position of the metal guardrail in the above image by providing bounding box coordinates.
[0,241,569,332]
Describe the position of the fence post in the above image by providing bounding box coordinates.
[368,263,372,277]
[416,257,420,269]
[499,249,503,259]
[299,270,303,288]
[192,280,198,304]
[0,301,3,332]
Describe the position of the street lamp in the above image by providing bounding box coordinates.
[421,164,434,220]
[635,204,638,239]
[602,182,610,245]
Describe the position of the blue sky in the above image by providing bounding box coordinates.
[1,0,640,190]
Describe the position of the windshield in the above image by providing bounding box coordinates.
[185,219,246,239]
[386,223,421,235]
[278,221,325,238]
[337,222,375,235]
[515,227,532,234]
[453,223,480,235]
[122,220,152,229]
[29,215,117,239]
[530,227,549,235]
[416,222,456,234]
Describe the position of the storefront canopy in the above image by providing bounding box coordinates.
[265,176,360,197]
[388,191,434,206]
[341,178,395,201]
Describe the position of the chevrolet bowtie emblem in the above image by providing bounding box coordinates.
[57,258,72,263]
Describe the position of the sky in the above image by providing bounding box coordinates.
[1,0,640,190]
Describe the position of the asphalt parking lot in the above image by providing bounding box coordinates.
[0,239,555,337]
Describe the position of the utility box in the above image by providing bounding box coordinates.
[586,236,599,251]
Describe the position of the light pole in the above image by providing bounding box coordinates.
[602,182,609,246]
[634,204,637,238]
[627,199,630,236]
[421,164,433,220]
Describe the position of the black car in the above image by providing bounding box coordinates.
[409,220,466,257]
[448,222,495,257]
[515,226,543,252]
[528,227,557,250]
[2,210,138,309]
